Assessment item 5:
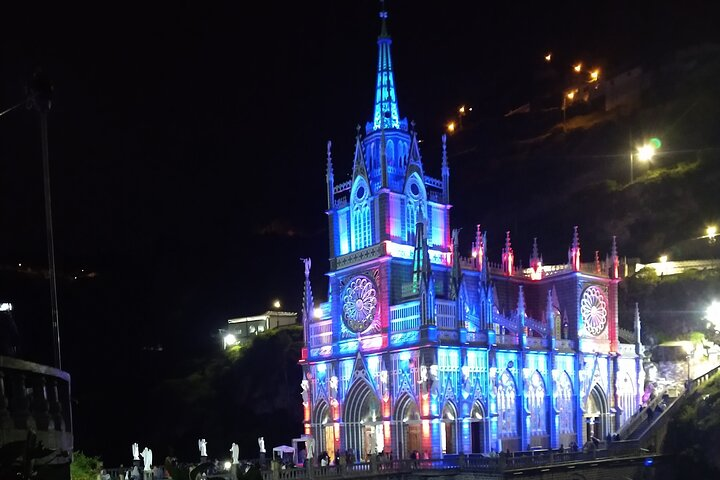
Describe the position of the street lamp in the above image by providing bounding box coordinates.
[273,299,281,309]
[707,226,717,244]
[706,300,720,332]
[630,143,657,184]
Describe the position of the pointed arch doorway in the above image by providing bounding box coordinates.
[344,380,383,460]
[441,402,458,454]
[395,395,422,459]
[583,384,609,445]
[470,400,487,453]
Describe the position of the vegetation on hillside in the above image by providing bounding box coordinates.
[663,371,720,477]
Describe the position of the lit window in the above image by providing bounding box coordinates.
[249,325,256,334]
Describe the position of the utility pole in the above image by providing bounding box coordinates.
[28,70,62,370]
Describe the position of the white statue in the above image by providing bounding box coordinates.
[302,257,312,278]
[305,437,314,460]
[301,379,310,404]
[132,443,140,461]
[258,437,266,453]
[140,447,152,472]
[199,438,208,457]
[230,443,240,464]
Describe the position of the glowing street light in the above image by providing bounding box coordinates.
[224,333,238,348]
[544,52,552,62]
[273,299,281,309]
[458,105,466,115]
[636,144,656,162]
[573,62,582,73]
[589,69,600,82]
[707,301,720,331]
[707,226,717,243]
[566,90,576,100]
[447,121,456,133]
[0,303,12,312]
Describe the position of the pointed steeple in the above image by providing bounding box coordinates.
[480,231,489,283]
[450,228,462,300]
[594,250,601,274]
[568,226,580,271]
[472,225,484,271]
[371,2,402,131]
[530,237,543,280]
[609,236,620,279]
[441,134,450,203]
[301,258,314,344]
[502,231,514,276]
[634,302,641,345]
[326,140,335,210]
[412,221,434,325]
[516,285,526,318]
[352,127,368,180]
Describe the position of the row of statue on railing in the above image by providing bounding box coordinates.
[129,437,267,472]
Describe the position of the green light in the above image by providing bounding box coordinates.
[649,137,662,149]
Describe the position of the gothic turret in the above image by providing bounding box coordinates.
[368,5,404,133]
[502,231,514,276]
[530,237,543,280]
[441,134,450,203]
[568,226,580,271]
[326,140,334,210]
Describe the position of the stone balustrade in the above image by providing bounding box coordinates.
[0,355,73,463]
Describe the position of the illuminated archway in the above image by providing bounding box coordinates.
[527,370,549,448]
[469,400,487,453]
[554,372,576,448]
[344,380,382,460]
[395,394,421,459]
[583,384,609,445]
[498,370,520,452]
[313,401,336,461]
[616,372,636,427]
[441,401,458,454]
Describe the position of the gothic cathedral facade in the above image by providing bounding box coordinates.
[299,7,643,460]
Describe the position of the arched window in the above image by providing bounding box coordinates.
[498,370,518,439]
[352,181,371,251]
[386,139,395,165]
[554,372,575,444]
[617,372,636,426]
[527,371,547,438]
[406,199,417,241]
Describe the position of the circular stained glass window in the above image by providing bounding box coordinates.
[342,275,377,333]
[410,183,420,196]
[357,186,365,199]
[581,286,608,336]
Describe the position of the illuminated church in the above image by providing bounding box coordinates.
[299,6,643,460]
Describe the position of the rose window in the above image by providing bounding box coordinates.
[581,286,608,336]
[342,276,377,333]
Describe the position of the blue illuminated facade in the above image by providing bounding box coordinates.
[299,7,643,461]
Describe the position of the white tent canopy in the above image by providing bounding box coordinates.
[273,445,295,454]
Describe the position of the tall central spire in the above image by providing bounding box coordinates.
[372,2,401,131]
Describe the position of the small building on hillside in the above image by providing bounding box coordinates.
[222,310,298,347]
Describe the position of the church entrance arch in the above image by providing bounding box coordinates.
[395,394,422,459]
[470,400,487,453]
[441,401,458,454]
[314,401,335,463]
[344,380,382,461]
[583,384,609,445]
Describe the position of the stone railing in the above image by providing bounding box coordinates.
[0,355,73,464]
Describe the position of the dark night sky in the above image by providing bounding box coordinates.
[1,0,719,458]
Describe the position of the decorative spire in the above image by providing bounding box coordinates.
[502,231,514,276]
[568,226,580,271]
[516,285,526,317]
[380,128,388,188]
[352,128,368,180]
[610,235,619,279]
[441,134,450,203]
[326,140,335,210]
[530,237,542,280]
[480,231,489,283]
[472,224,484,271]
[301,258,314,344]
[634,302,641,343]
[371,1,401,131]
[594,250,601,274]
[450,228,462,300]
[412,220,434,325]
